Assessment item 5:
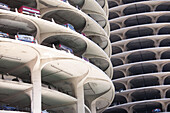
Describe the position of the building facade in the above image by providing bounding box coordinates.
[0,0,114,113]
[105,0,170,113]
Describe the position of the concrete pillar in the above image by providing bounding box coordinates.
[36,0,40,9]
[128,107,133,113]
[128,93,132,102]
[91,102,96,113]
[155,52,160,59]
[157,64,162,72]
[165,103,168,112]
[159,77,164,86]
[31,69,41,113]
[75,84,85,113]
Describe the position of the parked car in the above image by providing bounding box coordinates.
[0,105,17,111]
[0,31,9,38]
[18,6,40,17]
[0,3,10,11]
[62,23,75,31]
[1,74,23,83]
[82,56,89,62]
[42,110,49,113]
[58,44,73,53]
[42,83,56,90]
[152,108,161,113]
[15,34,36,43]
[61,0,67,2]
[67,24,75,31]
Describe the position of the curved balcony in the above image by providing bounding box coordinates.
[0,0,111,57]
[110,11,170,30]
[111,47,170,67]
[110,23,170,40]
[109,1,170,18]
[0,38,114,112]
[67,0,109,34]
[106,98,170,113]
[0,9,113,78]
[106,84,170,112]
[107,0,170,113]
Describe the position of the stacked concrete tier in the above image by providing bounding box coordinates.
[104,0,170,113]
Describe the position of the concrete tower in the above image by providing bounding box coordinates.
[104,0,170,113]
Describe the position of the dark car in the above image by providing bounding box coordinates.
[1,105,17,111]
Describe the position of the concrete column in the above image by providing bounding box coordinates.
[36,0,40,9]
[128,93,132,102]
[75,84,85,113]
[126,81,131,90]
[91,102,96,113]
[165,103,168,112]
[155,52,160,59]
[124,56,128,65]
[128,107,133,113]
[159,77,164,85]
[29,89,33,112]
[31,69,41,113]
[161,102,166,112]
[157,64,162,72]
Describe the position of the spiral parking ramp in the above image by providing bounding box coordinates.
[0,0,114,113]
[103,0,170,113]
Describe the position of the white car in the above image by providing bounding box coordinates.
[0,31,9,38]
[15,34,36,43]
[59,44,73,53]
[0,3,10,11]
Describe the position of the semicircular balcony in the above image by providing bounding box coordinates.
[0,38,114,112]
[109,1,170,18]
[112,73,162,90]
[0,10,113,78]
[1,0,111,57]
[67,0,110,35]
[110,23,170,42]
[113,59,170,77]
[123,4,151,16]
[109,11,170,30]
[111,35,170,54]
[107,0,170,112]
[132,102,162,113]
[111,47,170,67]
[107,84,170,112]
[129,76,160,89]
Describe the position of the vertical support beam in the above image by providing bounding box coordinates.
[31,69,41,113]
[74,83,85,113]
[91,101,96,113]
[29,89,33,112]
[36,0,40,9]
[77,85,85,113]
